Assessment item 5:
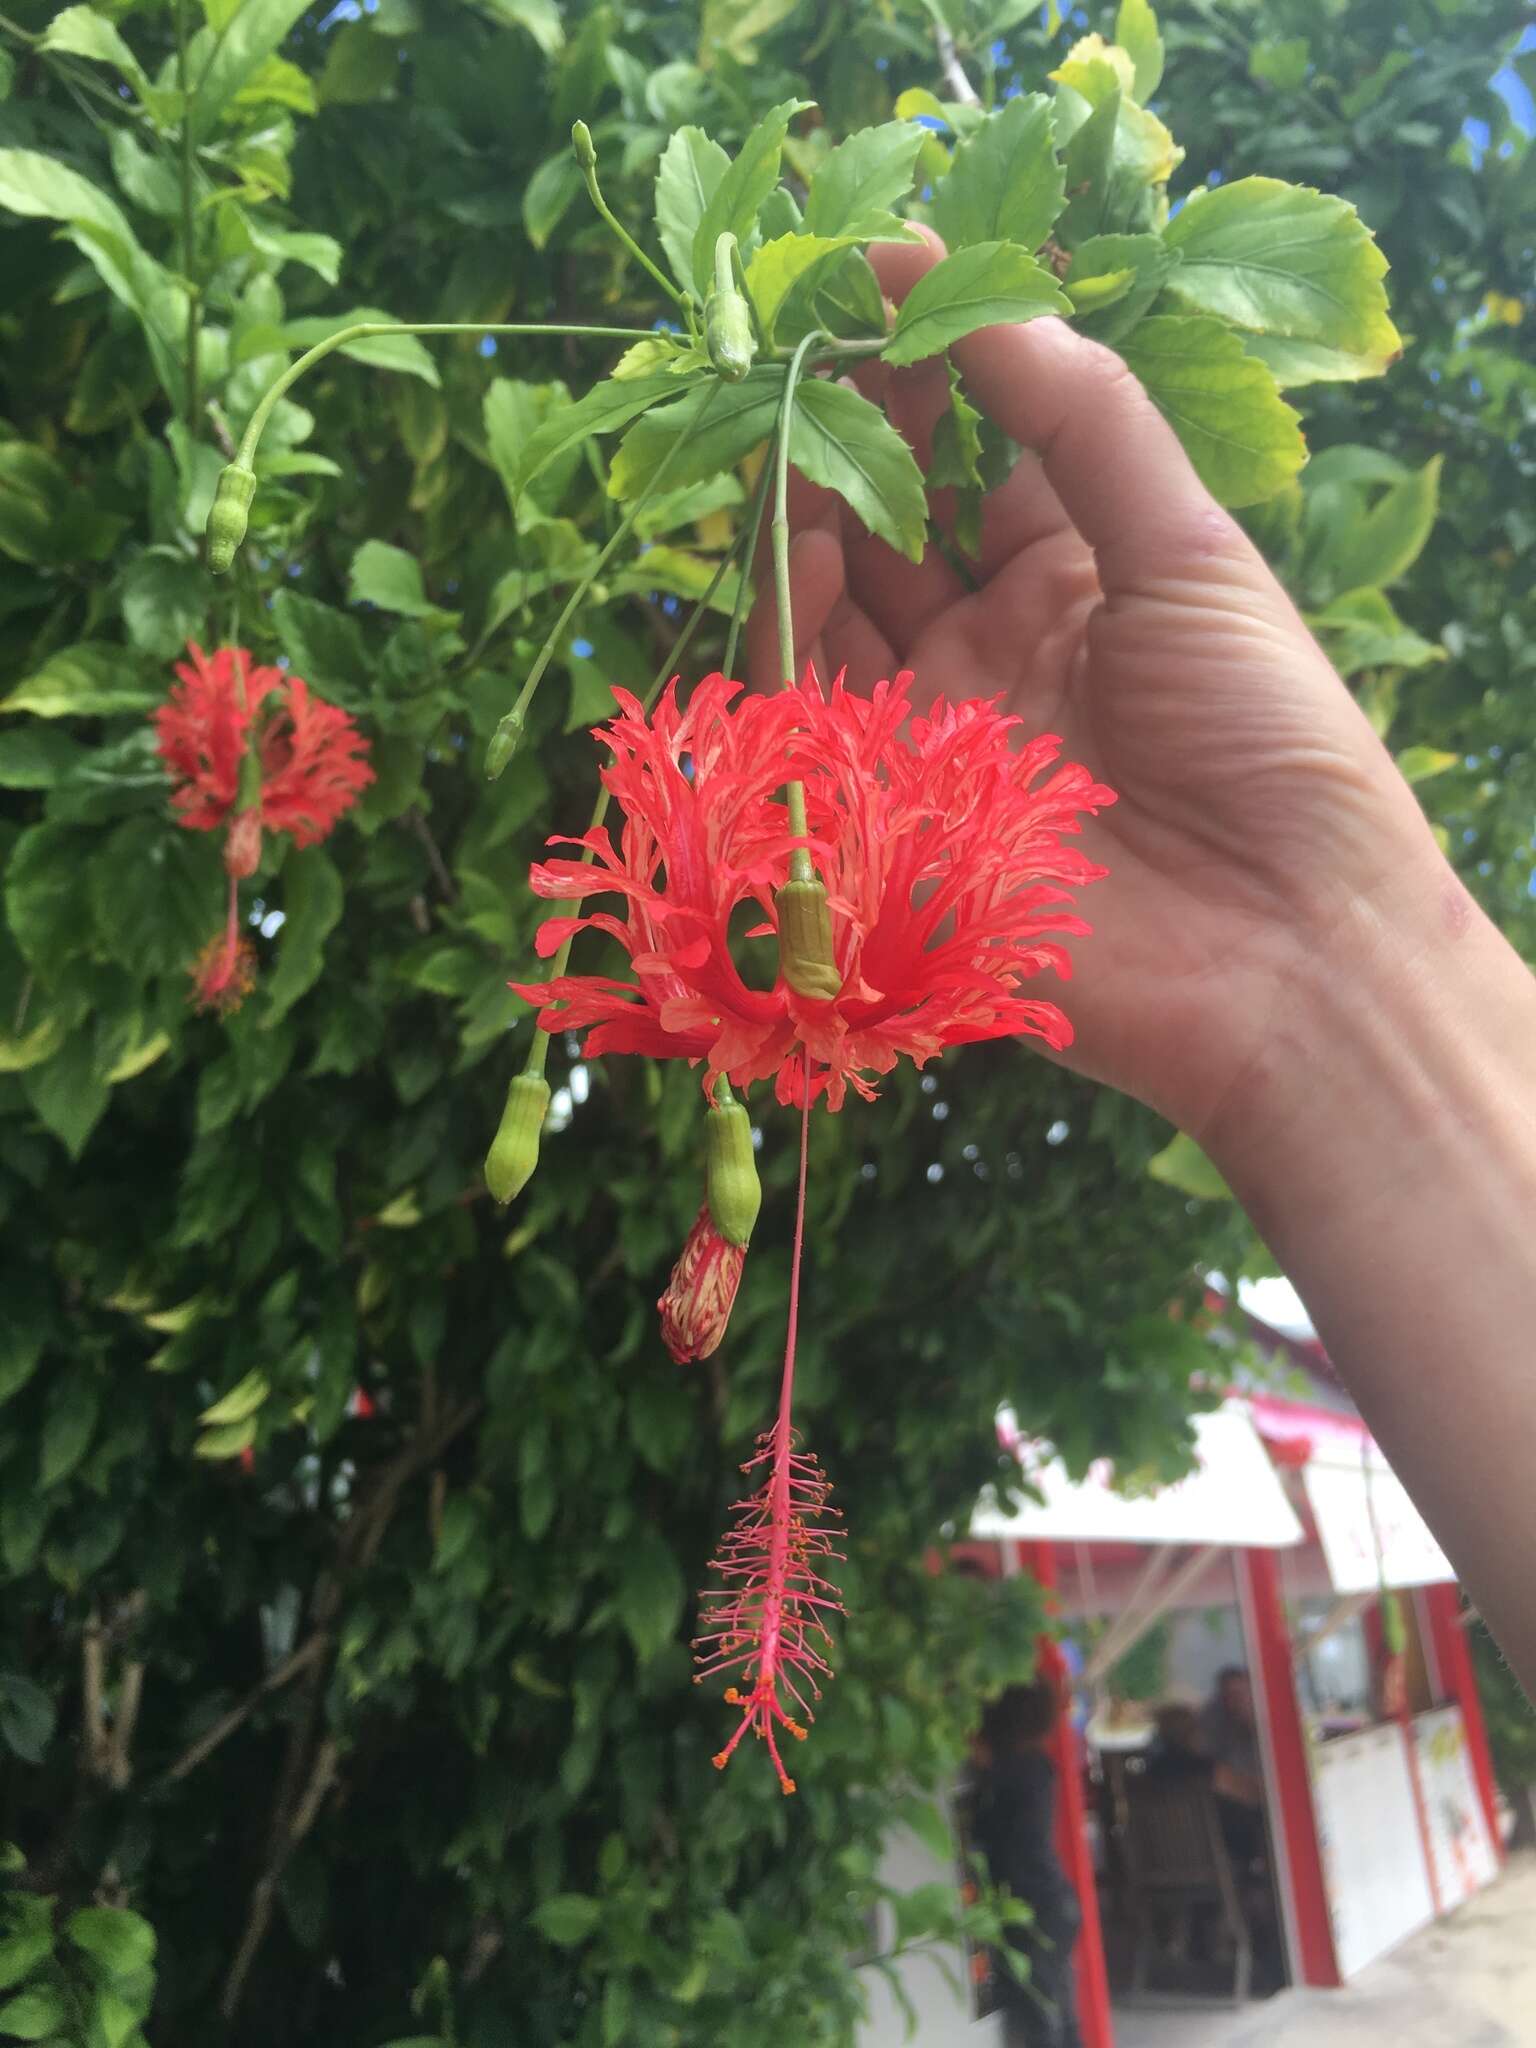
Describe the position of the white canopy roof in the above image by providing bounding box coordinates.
[970,1404,1303,1550]
[1302,1449,1455,1593]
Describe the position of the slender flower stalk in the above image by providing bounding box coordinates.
[693,1058,845,1793]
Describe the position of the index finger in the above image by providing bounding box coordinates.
[953,316,1259,595]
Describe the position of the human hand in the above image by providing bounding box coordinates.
[747,229,1455,1148]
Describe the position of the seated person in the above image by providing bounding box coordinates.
[1200,1668,1267,1873]
[1144,1701,1210,1783]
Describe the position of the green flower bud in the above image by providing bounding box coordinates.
[485,1073,551,1203]
[705,1097,760,1247]
[485,708,524,782]
[571,120,597,172]
[776,877,841,1001]
[205,462,257,575]
[705,287,756,382]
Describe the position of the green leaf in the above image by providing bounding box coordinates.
[0,644,157,719]
[0,1678,54,1767]
[0,726,84,789]
[40,1367,101,1488]
[698,0,799,67]
[38,8,152,102]
[895,1792,955,1865]
[1249,36,1312,92]
[654,127,730,297]
[930,95,1065,257]
[511,376,685,500]
[1147,1131,1231,1201]
[199,1369,269,1428]
[690,98,811,299]
[1308,588,1443,677]
[121,551,210,661]
[195,1418,257,1459]
[607,374,782,502]
[1116,315,1305,508]
[90,818,211,978]
[480,0,564,54]
[280,310,440,387]
[0,1986,64,2037]
[190,0,313,138]
[790,379,928,561]
[263,848,344,1027]
[802,120,924,237]
[530,1894,603,1948]
[87,1985,141,2048]
[927,364,983,491]
[270,592,369,699]
[744,234,858,346]
[67,1907,156,1979]
[522,151,582,251]
[1395,745,1460,785]
[1324,457,1441,593]
[0,1932,51,1992]
[23,1031,111,1161]
[348,540,439,617]
[616,1527,684,1663]
[1065,231,1177,342]
[883,242,1069,365]
[483,378,586,516]
[0,1274,46,1406]
[1114,0,1164,100]
[1162,178,1401,382]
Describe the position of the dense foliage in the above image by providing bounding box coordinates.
[0,0,1530,2041]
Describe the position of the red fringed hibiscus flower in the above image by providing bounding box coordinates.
[515,668,1114,1110]
[155,642,373,856]
[154,643,372,1013]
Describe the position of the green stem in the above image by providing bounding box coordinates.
[774,331,822,884]
[575,132,697,331]
[722,457,774,680]
[522,500,755,1081]
[234,322,660,471]
[176,0,199,431]
[490,381,727,771]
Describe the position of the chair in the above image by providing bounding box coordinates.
[1117,1773,1252,2006]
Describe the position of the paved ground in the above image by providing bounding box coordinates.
[1113,1852,1536,2048]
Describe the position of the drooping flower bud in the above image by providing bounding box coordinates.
[705,232,756,382]
[224,808,263,879]
[705,1095,760,1246]
[658,1207,746,1363]
[206,462,257,574]
[485,1072,551,1203]
[485,708,524,782]
[775,876,841,1001]
[571,120,597,172]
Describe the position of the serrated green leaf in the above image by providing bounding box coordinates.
[607,373,782,501]
[347,539,440,616]
[744,233,858,344]
[927,364,983,490]
[39,7,152,102]
[1117,315,1305,507]
[931,95,1064,256]
[883,242,1068,365]
[802,120,924,237]
[690,98,810,299]
[263,847,344,1027]
[281,309,440,387]
[1065,231,1176,342]
[530,1894,602,1947]
[189,0,312,138]
[654,126,730,297]
[511,376,684,500]
[790,378,928,561]
[1114,0,1164,100]
[1324,457,1440,594]
[1162,177,1401,382]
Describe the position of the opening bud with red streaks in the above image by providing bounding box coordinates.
[658,1207,745,1363]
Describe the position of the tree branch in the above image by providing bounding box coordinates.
[159,1631,333,1786]
[934,23,980,106]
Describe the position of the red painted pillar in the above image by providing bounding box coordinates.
[1236,1549,1341,1988]
[1424,1582,1505,1863]
[1016,1540,1115,2048]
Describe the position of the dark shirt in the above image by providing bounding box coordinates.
[1200,1699,1260,1780]
[969,1750,1080,1944]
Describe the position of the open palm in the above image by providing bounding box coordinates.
[749,231,1441,1141]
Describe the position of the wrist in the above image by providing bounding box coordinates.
[1200,853,1536,1244]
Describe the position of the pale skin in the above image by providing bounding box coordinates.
[749,229,1536,1698]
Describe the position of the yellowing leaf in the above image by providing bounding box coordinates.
[1118,315,1305,507]
[1053,34,1136,97]
[1395,745,1459,785]
[106,1030,171,1083]
[1147,1132,1232,1201]
[200,1370,270,1427]
[194,1418,257,1460]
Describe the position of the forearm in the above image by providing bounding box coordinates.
[1203,860,1536,1694]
